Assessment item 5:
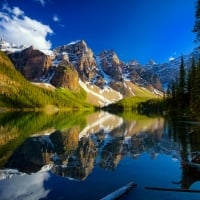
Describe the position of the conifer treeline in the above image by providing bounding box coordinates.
[164,0,200,118]
[164,55,200,117]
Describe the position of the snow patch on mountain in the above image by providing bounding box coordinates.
[40,49,54,56]
[95,133,113,165]
[96,55,112,85]
[79,79,122,106]
[79,79,112,105]
[79,112,123,139]
[169,56,175,61]
[3,37,163,101]
[153,89,163,96]
[0,37,26,53]
[67,40,81,45]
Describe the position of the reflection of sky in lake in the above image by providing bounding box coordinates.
[0,172,50,200]
[0,153,199,200]
[0,112,200,199]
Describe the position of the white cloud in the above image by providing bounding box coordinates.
[2,3,11,12]
[53,14,60,22]
[0,172,50,200]
[33,0,47,7]
[0,5,53,50]
[12,7,24,16]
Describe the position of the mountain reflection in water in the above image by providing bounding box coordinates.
[3,112,165,180]
[0,111,200,200]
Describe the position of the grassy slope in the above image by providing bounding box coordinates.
[105,82,161,111]
[125,81,158,98]
[0,51,93,110]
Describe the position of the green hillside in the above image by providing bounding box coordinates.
[104,84,161,112]
[0,51,93,110]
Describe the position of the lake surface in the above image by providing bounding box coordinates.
[0,111,200,200]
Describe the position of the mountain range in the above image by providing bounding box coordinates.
[144,48,200,89]
[0,38,197,107]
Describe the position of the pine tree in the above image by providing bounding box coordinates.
[179,56,185,94]
[185,56,196,110]
[193,60,200,114]
[178,56,186,111]
[171,80,178,110]
[186,68,191,98]
[190,56,197,113]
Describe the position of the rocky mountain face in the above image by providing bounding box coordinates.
[5,40,164,106]
[123,60,162,91]
[54,41,162,92]
[144,48,200,88]
[4,38,200,97]
[98,50,123,82]
[8,46,52,82]
[97,50,127,94]
[54,40,97,82]
[144,59,183,89]
[51,63,80,91]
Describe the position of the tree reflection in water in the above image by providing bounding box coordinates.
[1,111,200,195]
[3,112,166,180]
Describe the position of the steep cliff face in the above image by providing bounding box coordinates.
[98,50,128,95]
[98,50,124,82]
[53,42,162,99]
[51,61,80,90]
[123,60,162,91]
[8,46,52,81]
[144,60,181,89]
[54,40,97,82]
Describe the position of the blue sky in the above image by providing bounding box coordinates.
[0,0,197,64]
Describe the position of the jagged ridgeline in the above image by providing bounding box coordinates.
[0,51,92,110]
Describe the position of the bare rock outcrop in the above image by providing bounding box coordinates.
[54,40,97,82]
[8,46,52,81]
[51,61,80,90]
[98,50,124,82]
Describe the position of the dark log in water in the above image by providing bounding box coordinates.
[100,182,137,200]
[145,186,200,193]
